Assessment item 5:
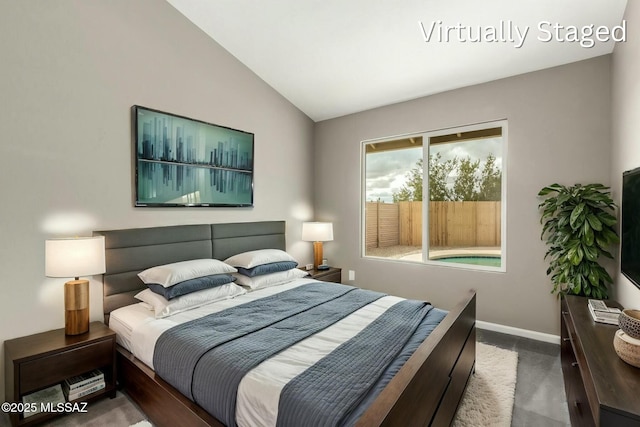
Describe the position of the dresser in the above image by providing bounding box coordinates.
[561,295,640,426]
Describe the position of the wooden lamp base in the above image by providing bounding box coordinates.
[313,241,324,270]
[65,279,89,335]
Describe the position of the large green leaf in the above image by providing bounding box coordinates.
[568,246,583,266]
[572,275,582,294]
[582,221,594,246]
[538,184,563,196]
[586,213,602,231]
[595,234,608,249]
[596,265,614,283]
[588,268,599,287]
[541,205,558,222]
[570,203,586,229]
[567,239,581,249]
[583,244,598,261]
[582,192,605,202]
[601,227,621,244]
[557,215,569,229]
[584,183,609,190]
[597,211,617,227]
[599,249,614,259]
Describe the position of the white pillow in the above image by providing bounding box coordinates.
[134,283,246,318]
[233,268,309,290]
[138,259,237,288]
[138,302,154,311]
[224,249,297,269]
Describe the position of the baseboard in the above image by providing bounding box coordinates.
[477,320,560,344]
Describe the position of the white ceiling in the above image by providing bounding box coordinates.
[167,0,627,122]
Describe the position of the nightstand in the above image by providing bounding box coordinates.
[4,322,116,426]
[306,266,342,283]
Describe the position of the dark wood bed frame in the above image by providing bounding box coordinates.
[96,221,476,427]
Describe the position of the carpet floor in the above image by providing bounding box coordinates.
[0,392,146,427]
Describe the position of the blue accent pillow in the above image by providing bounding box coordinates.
[236,261,298,277]
[146,274,235,300]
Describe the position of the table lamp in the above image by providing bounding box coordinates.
[45,236,106,335]
[302,222,333,270]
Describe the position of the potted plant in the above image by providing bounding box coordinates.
[538,183,619,299]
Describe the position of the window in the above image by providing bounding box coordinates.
[363,121,506,271]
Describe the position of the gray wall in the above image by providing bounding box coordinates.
[0,0,314,402]
[314,56,612,336]
[611,1,640,308]
[0,0,633,407]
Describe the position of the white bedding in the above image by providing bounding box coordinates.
[109,278,405,427]
[108,302,151,351]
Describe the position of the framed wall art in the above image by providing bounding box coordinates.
[133,106,254,207]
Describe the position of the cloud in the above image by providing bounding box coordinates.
[365,148,422,179]
[431,137,502,163]
[365,147,422,202]
[365,137,503,203]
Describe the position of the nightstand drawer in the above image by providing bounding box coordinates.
[316,271,341,283]
[20,339,112,394]
[301,266,342,283]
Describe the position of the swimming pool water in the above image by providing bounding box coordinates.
[436,256,501,267]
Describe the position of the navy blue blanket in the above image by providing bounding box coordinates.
[154,283,360,398]
[276,299,435,427]
[153,282,444,427]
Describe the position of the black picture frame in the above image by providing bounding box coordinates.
[133,106,254,207]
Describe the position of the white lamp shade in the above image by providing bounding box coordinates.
[45,236,106,278]
[302,222,334,242]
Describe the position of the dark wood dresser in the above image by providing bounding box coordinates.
[561,295,640,426]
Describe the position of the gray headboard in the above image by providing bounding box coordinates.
[94,221,286,323]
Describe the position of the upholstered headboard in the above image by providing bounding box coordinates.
[94,221,286,323]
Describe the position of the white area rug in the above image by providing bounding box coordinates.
[452,342,519,427]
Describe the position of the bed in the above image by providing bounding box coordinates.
[96,221,476,427]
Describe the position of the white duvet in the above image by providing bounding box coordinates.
[109,278,405,427]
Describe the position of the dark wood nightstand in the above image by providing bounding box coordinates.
[4,322,116,426]
[305,266,342,283]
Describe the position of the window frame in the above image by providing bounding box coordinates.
[361,120,508,273]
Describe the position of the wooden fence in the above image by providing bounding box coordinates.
[366,201,501,248]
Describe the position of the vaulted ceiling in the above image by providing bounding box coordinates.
[167,0,627,121]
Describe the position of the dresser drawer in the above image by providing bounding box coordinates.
[561,301,595,426]
[20,339,113,395]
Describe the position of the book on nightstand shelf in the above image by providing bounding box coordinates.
[22,384,65,418]
[588,299,621,325]
[63,381,105,401]
[64,369,104,391]
[62,369,105,401]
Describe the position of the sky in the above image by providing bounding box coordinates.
[365,137,503,202]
